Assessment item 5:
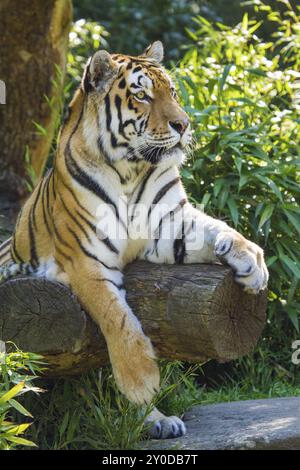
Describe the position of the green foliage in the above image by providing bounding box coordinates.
[177,0,300,331]
[73,0,200,61]
[67,20,109,95]
[0,344,44,449]
[23,369,147,450]
[22,362,202,450]
[200,342,300,403]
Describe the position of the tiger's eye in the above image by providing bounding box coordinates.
[136,91,146,100]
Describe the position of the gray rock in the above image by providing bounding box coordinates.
[145,398,300,450]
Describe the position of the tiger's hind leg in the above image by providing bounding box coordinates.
[62,253,160,405]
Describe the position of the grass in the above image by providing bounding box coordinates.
[19,362,202,450]
[11,347,300,450]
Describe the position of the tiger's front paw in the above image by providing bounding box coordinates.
[214,231,269,294]
[108,332,160,405]
[148,416,186,440]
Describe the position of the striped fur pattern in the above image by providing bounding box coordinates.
[0,42,268,438]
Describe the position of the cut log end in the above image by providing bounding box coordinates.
[0,261,267,376]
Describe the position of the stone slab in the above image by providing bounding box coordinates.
[146,398,300,450]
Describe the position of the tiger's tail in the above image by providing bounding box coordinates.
[0,237,12,268]
[0,237,34,282]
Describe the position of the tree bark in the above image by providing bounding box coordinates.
[0,262,267,376]
[0,0,72,201]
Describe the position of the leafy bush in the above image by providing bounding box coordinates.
[0,343,44,449]
[176,0,300,337]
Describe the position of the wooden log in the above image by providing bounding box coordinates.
[0,262,267,376]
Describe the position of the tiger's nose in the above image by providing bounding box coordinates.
[169,117,189,136]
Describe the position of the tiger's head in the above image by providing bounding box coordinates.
[81,41,191,166]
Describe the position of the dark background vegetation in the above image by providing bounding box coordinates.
[73,0,299,60]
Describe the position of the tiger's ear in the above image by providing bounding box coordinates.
[143,41,164,63]
[81,50,119,95]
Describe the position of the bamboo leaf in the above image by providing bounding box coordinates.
[5,435,37,447]
[283,209,300,236]
[219,64,232,93]
[227,197,239,227]
[258,204,274,229]
[9,399,33,418]
[0,382,24,405]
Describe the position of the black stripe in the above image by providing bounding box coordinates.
[65,150,125,229]
[11,234,24,264]
[82,62,93,94]
[185,217,196,238]
[54,256,67,273]
[55,245,74,267]
[141,114,150,134]
[133,66,142,73]
[110,132,128,149]
[0,245,10,261]
[134,166,156,206]
[59,195,91,242]
[154,166,172,181]
[28,179,45,266]
[105,160,126,185]
[115,94,130,141]
[96,278,124,290]
[51,170,56,200]
[66,104,84,146]
[0,237,11,250]
[45,171,52,217]
[115,95,123,134]
[98,137,112,163]
[118,78,126,89]
[60,179,92,218]
[174,221,186,264]
[129,82,140,89]
[105,94,112,131]
[67,225,119,271]
[53,223,74,251]
[154,198,187,240]
[28,214,38,267]
[76,209,119,255]
[41,178,52,235]
[59,179,118,253]
[122,118,138,133]
[137,75,144,87]
[32,180,43,231]
[148,177,181,219]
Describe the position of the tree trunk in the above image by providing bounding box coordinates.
[0,0,72,201]
[0,262,267,376]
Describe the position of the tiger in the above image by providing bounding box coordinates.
[0,41,268,439]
